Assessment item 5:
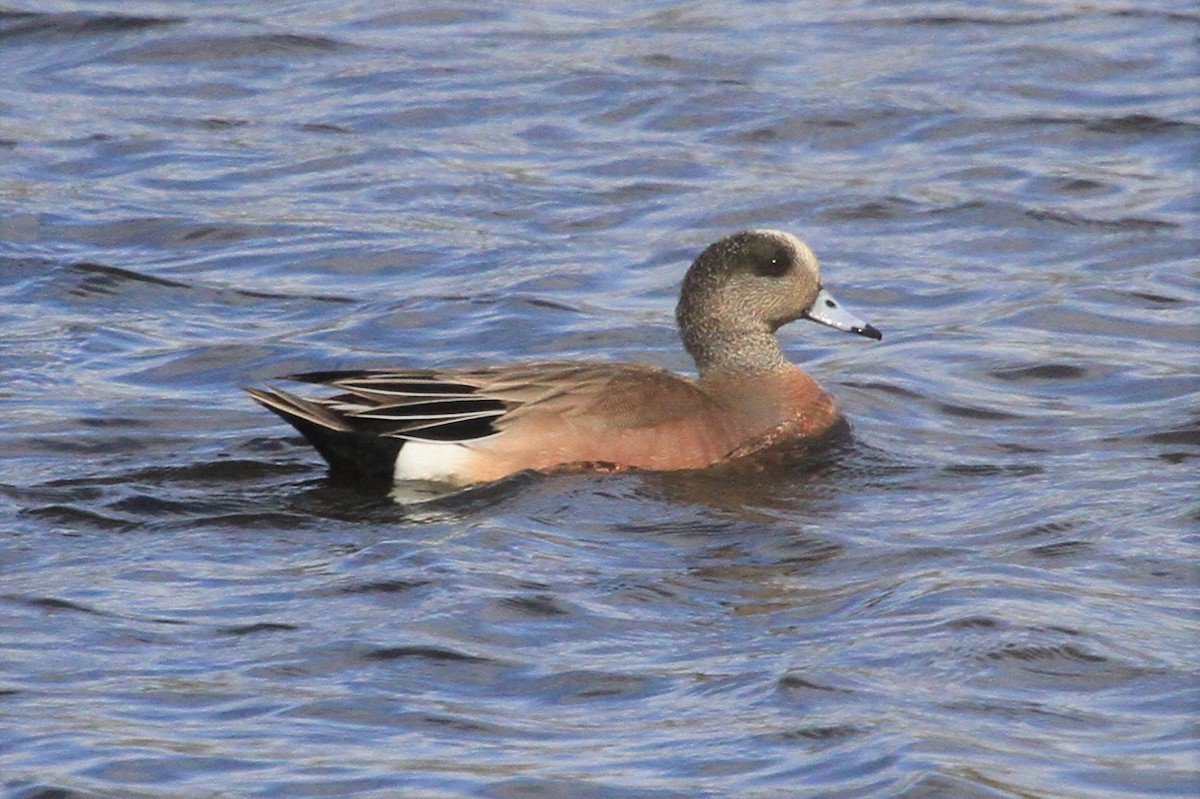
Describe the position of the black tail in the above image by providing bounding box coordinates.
[246,387,404,482]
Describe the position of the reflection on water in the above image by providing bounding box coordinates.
[1,2,1197,798]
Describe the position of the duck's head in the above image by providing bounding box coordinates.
[676,229,880,375]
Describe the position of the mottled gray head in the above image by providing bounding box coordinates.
[676,229,880,375]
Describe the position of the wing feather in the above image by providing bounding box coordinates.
[251,361,713,445]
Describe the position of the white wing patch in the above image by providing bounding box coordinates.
[394,440,476,483]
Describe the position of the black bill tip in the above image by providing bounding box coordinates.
[855,323,883,341]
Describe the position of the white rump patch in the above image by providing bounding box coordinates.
[394,440,475,483]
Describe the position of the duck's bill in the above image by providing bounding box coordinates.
[803,287,882,341]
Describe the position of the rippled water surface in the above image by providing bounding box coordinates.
[1,2,1197,798]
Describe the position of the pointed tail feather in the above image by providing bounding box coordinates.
[244,386,404,482]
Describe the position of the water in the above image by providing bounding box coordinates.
[1,2,1197,797]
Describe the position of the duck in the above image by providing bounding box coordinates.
[246,229,881,486]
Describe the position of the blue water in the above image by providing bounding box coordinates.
[1,2,1197,798]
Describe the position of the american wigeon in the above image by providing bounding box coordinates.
[247,229,881,486]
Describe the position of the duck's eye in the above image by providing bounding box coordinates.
[751,246,792,278]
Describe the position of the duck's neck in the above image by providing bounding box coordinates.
[681,319,790,378]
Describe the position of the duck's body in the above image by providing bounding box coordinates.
[247,230,881,486]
